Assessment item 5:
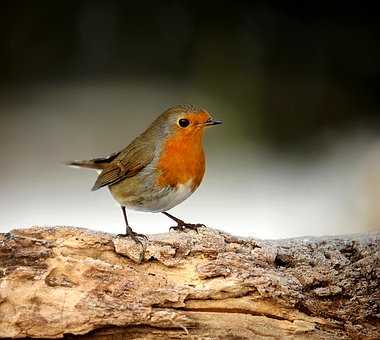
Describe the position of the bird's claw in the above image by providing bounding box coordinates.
[169,223,206,233]
[117,230,148,246]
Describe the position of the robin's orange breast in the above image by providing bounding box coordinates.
[156,127,205,191]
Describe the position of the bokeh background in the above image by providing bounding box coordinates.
[1,1,380,238]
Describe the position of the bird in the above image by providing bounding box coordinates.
[67,104,222,243]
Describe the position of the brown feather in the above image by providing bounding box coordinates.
[66,151,120,170]
[91,137,155,191]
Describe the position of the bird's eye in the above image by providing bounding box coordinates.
[178,118,190,128]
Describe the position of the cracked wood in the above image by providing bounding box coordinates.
[0,226,379,339]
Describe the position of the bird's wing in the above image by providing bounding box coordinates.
[91,138,155,191]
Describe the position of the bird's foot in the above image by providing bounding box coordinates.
[117,229,148,246]
[169,222,206,233]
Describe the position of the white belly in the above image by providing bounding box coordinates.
[126,180,195,213]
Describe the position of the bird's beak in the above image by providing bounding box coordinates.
[203,118,223,126]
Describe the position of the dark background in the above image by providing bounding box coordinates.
[1,1,379,237]
[2,1,380,148]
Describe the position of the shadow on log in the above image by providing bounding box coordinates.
[0,226,379,339]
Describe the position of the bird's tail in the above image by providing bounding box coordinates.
[66,151,120,170]
[65,159,105,170]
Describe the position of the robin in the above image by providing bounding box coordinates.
[67,104,222,243]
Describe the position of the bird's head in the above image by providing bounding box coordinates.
[162,104,222,138]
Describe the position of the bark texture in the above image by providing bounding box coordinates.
[0,226,379,339]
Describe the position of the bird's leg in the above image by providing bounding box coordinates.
[117,206,148,245]
[162,211,206,232]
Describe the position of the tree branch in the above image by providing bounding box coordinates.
[0,226,379,339]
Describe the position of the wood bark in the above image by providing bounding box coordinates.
[0,226,379,339]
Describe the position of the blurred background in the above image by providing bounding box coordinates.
[1,1,380,238]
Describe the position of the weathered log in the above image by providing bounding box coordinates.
[0,226,379,339]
